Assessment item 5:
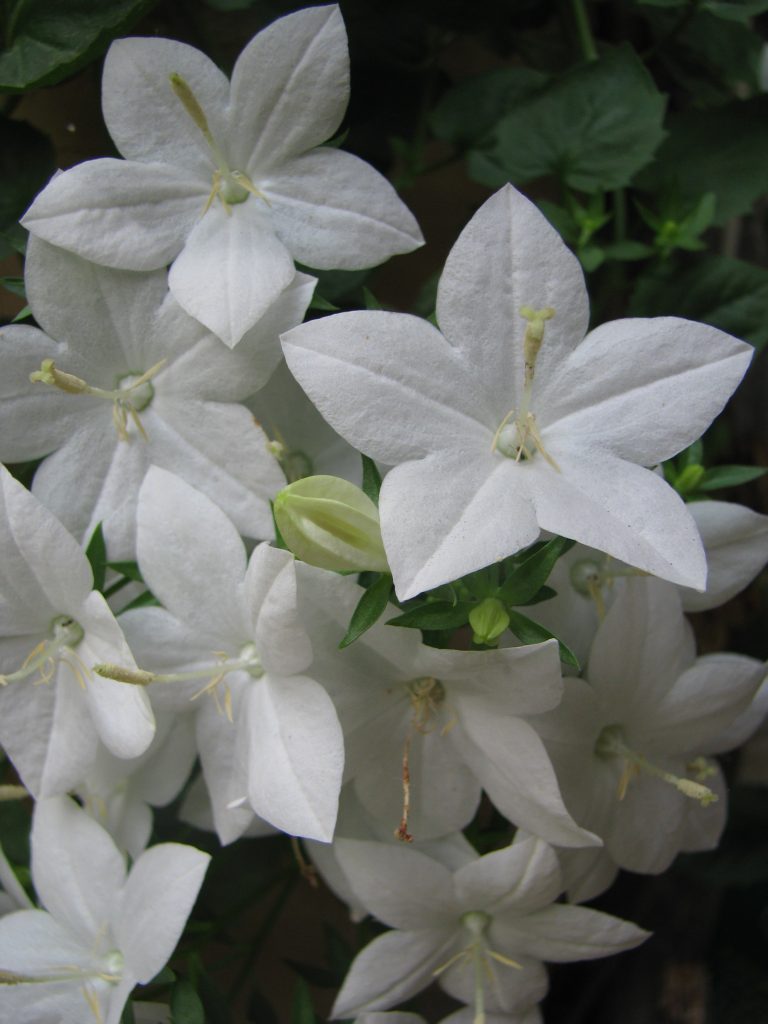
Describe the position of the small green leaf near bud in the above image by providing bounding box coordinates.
[469,597,509,646]
[274,476,389,573]
[673,463,705,495]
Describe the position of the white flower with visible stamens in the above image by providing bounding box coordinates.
[331,835,647,1021]
[21,5,423,348]
[0,466,155,797]
[282,184,752,600]
[532,576,766,903]
[0,796,209,1024]
[0,237,309,559]
[114,467,344,844]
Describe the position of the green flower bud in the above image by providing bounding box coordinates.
[274,475,389,573]
[469,597,510,646]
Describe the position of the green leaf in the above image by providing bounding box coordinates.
[338,573,392,649]
[85,523,106,592]
[360,455,382,505]
[499,536,574,607]
[362,287,382,311]
[291,979,317,1024]
[0,0,156,93]
[505,609,579,669]
[697,465,768,491]
[636,97,768,225]
[0,276,24,298]
[702,0,768,21]
[469,45,666,193]
[0,117,55,228]
[387,601,470,631]
[602,240,654,261]
[308,294,340,313]
[11,304,30,322]
[119,590,159,612]
[630,254,768,350]
[120,1001,136,1024]
[105,560,143,583]
[429,66,548,147]
[171,979,205,1024]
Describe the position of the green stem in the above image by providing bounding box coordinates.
[571,0,598,62]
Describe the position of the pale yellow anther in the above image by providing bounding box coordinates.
[94,663,156,686]
[520,305,555,382]
[169,72,210,136]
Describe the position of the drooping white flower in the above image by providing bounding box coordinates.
[22,6,423,347]
[295,564,597,848]
[0,466,155,797]
[0,237,307,558]
[0,796,209,1024]
[331,835,647,1020]
[282,184,752,600]
[532,576,766,902]
[115,467,344,843]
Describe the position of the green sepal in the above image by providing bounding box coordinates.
[387,601,471,631]
[339,573,393,649]
[506,609,580,669]
[84,522,107,593]
[499,536,574,606]
[360,455,382,506]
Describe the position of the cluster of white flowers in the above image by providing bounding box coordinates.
[0,5,766,1022]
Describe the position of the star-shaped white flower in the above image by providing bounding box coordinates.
[331,835,647,1020]
[532,577,766,902]
[282,184,752,600]
[21,6,423,347]
[0,238,307,559]
[0,796,209,1024]
[117,467,344,843]
[0,466,155,797]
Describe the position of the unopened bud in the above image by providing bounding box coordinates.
[469,597,509,646]
[274,475,389,573]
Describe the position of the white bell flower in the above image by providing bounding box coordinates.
[0,796,209,1024]
[0,466,155,797]
[282,184,752,600]
[21,6,423,347]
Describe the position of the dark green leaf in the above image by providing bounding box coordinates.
[0,276,24,297]
[0,0,156,93]
[105,560,143,583]
[295,266,370,304]
[85,523,106,592]
[120,1001,136,1024]
[429,66,548,147]
[291,978,317,1024]
[361,455,382,505]
[698,465,768,491]
[387,601,470,631]
[636,97,768,225]
[0,117,55,228]
[171,980,204,1024]
[362,287,382,311]
[119,590,159,612]
[11,303,31,322]
[602,240,654,261]
[499,536,574,606]
[630,254,768,350]
[309,294,340,313]
[339,573,392,649]
[702,0,768,21]
[506,609,579,668]
[469,46,666,193]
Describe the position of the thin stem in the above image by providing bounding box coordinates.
[571,0,598,62]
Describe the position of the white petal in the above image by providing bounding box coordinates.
[136,467,249,643]
[196,695,256,845]
[540,317,752,464]
[23,160,201,270]
[282,310,492,464]
[453,837,561,916]
[379,452,539,600]
[0,908,93,974]
[103,37,229,174]
[231,6,349,172]
[168,200,296,348]
[245,674,343,841]
[440,953,547,1016]
[334,839,455,931]
[265,148,423,268]
[493,904,648,962]
[680,500,768,612]
[245,544,312,676]
[436,184,588,402]
[332,929,455,1018]
[32,796,125,945]
[115,842,210,983]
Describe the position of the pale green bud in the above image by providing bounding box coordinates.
[274,475,389,573]
[469,597,509,646]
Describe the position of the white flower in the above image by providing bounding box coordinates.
[117,467,344,843]
[21,6,423,347]
[282,184,752,600]
[332,835,647,1020]
[532,577,766,902]
[0,238,307,558]
[296,564,597,848]
[0,796,209,1024]
[0,466,155,797]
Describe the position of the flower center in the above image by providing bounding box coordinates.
[491,306,560,470]
[169,73,268,215]
[30,359,165,442]
[0,614,86,688]
[595,723,718,805]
